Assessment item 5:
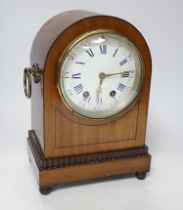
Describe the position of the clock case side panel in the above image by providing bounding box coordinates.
[43,15,152,158]
[30,10,98,154]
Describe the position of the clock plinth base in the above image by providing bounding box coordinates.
[27,130,151,194]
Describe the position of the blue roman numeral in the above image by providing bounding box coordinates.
[117,83,126,92]
[113,49,118,57]
[75,61,85,65]
[72,73,81,79]
[86,48,94,57]
[122,71,130,78]
[119,59,127,66]
[74,84,83,94]
[100,45,107,54]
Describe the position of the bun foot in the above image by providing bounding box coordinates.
[39,186,52,195]
[135,172,146,180]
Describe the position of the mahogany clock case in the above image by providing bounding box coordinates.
[26,10,152,193]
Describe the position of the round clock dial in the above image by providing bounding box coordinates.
[58,31,144,119]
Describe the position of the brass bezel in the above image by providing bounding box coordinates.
[57,29,145,121]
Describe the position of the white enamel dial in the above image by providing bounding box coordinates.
[58,31,144,119]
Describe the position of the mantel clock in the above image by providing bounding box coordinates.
[23,10,152,194]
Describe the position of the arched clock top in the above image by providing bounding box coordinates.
[30,10,97,68]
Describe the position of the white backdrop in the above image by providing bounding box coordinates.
[0,0,183,209]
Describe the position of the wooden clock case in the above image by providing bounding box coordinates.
[26,10,152,194]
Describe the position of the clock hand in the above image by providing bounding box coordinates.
[104,70,129,77]
[96,72,105,98]
[96,70,129,98]
[96,70,129,81]
[96,70,127,94]
[96,78,103,97]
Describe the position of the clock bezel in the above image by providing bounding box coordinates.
[57,29,145,120]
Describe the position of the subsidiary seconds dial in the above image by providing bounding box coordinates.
[58,31,144,119]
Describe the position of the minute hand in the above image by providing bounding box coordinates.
[105,71,127,77]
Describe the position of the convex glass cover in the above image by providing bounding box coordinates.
[58,31,144,118]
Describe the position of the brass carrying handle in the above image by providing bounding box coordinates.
[23,64,42,98]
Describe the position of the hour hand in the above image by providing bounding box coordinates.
[96,75,104,96]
